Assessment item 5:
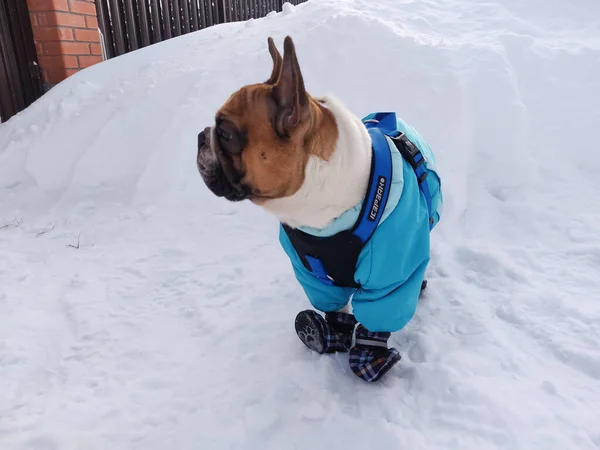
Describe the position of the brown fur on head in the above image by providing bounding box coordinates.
[196,36,338,204]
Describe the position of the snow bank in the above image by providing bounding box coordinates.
[1,0,600,449]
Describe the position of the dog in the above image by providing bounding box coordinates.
[197,36,442,382]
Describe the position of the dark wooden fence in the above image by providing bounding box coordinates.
[97,0,308,59]
[0,0,44,123]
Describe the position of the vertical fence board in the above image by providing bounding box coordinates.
[123,0,140,51]
[214,0,221,26]
[97,0,116,58]
[0,1,19,118]
[18,0,42,102]
[233,0,239,20]
[6,1,29,107]
[137,0,152,47]
[206,0,214,26]
[190,0,199,30]
[172,0,182,35]
[198,0,207,27]
[149,0,162,43]
[9,0,41,105]
[0,53,14,121]
[218,0,225,22]
[181,0,191,33]
[159,0,172,39]
[0,3,24,110]
[108,0,128,55]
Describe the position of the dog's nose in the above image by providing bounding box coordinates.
[198,130,207,148]
[198,127,213,149]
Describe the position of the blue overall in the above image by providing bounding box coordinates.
[279,113,443,333]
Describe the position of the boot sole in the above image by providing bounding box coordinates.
[295,311,326,354]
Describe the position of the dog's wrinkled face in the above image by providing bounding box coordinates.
[197,36,337,204]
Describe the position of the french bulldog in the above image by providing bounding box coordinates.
[197,36,442,382]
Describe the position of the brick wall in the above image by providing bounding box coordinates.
[27,0,103,86]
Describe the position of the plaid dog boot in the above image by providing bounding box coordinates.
[349,325,401,382]
[295,310,357,354]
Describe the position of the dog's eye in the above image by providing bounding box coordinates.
[217,127,231,142]
[216,121,245,155]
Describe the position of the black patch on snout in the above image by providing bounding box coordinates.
[197,123,250,202]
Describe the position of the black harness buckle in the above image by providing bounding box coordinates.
[390,133,427,184]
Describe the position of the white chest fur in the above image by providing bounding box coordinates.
[261,96,372,229]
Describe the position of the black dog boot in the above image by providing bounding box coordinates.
[295,310,357,354]
[349,325,401,382]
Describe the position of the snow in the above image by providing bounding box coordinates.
[1,0,600,448]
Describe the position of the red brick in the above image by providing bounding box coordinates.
[73,28,100,42]
[43,41,90,55]
[47,68,78,83]
[68,0,96,15]
[32,26,74,41]
[44,68,68,84]
[27,0,69,12]
[39,54,79,69]
[29,13,37,26]
[37,11,86,28]
[35,42,44,55]
[78,55,102,68]
[90,43,102,55]
[85,15,98,29]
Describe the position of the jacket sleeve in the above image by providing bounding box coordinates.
[279,226,353,312]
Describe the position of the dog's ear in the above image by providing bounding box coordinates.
[272,36,308,136]
[266,37,282,85]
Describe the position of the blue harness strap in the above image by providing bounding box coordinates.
[352,127,393,243]
[289,111,435,287]
[305,255,335,286]
[300,124,393,287]
[364,112,436,230]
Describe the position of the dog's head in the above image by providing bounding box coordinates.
[196,36,337,204]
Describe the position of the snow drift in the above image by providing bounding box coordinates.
[1,0,600,448]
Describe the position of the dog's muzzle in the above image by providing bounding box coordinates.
[197,127,249,202]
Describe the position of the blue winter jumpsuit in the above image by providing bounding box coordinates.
[279,114,443,333]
